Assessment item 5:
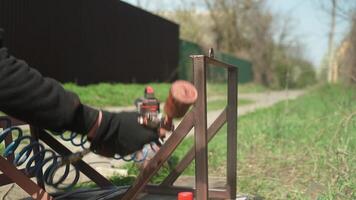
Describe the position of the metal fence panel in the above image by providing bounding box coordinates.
[212,52,253,83]
[178,40,253,83]
[178,40,203,81]
[0,0,179,84]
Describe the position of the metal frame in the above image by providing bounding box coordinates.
[0,117,53,200]
[121,55,238,200]
[0,117,113,200]
[0,54,238,200]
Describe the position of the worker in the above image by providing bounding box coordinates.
[0,29,160,158]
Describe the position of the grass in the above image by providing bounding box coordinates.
[120,84,355,199]
[63,82,171,108]
[63,82,265,107]
[207,98,253,111]
[207,82,267,96]
[2,82,354,199]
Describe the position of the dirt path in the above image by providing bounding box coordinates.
[0,90,305,199]
[239,89,304,114]
[206,90,304,126]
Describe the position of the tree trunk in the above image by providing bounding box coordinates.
[328,0,337,83]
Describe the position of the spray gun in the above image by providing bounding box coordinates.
[135,80,197,139]
[135,86,172,133]
[61,80,197,166]
[134,80,197,166]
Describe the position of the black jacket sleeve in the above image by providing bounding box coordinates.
[0,47,98,134]
[0,46,159,157]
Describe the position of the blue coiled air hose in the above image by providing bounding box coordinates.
[0,126,155,190]
[0,127,79,190]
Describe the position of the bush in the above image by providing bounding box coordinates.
[274,57,316,89]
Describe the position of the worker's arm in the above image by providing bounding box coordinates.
[0,46,158,157]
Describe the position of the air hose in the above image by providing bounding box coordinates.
[0,126,79,189]
[0,125,156,190]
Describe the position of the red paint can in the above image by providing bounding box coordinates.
[178,192,193,200]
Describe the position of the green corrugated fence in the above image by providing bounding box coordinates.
[178,40,203,81]
[178,40,253,83]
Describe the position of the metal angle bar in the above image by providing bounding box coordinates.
[144,185,194,195]
[38,130,114,188]
[226,68,238,198]
[190,55,236,69]
[0,156,53,200]
[193,56,209,200]
[120,111,195,200]
[144,185,229,199]
[161,109,227,186]
[0,167,36,186]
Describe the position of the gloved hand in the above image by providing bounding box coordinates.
[89,111,159,157]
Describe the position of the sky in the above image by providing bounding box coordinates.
[122,0,350,67]
[267,0,349,67]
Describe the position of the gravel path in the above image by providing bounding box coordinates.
[0,89,305,199]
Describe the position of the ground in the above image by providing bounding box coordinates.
[0,89,305,200]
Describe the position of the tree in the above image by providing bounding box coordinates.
[339,17,356,84]
[142,0,316,87]
[327,0,337,83]
[202,0,275,85]
[318,0,356,83]
[246,6,274,86]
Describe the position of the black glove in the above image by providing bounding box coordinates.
[90,111,159,157]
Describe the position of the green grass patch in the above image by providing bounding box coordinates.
[207,82,267,96]
[74,174,136,190]
[64,82,171,108]
[120,84,355,199]
[0,144,3,154]
[63,82,265,107]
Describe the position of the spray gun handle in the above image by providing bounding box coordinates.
[160,115,174,132]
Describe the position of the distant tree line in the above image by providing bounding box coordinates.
[154,0,316,88]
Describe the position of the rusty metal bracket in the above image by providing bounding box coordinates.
[121,54,238,200]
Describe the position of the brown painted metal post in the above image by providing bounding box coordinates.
[161,109,226,186]
[0,167,36,185]
[226,68,238,198]
[192,55,209,200]
[121,112,195,200]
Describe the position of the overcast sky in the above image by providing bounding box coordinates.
[122,0,351,67]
